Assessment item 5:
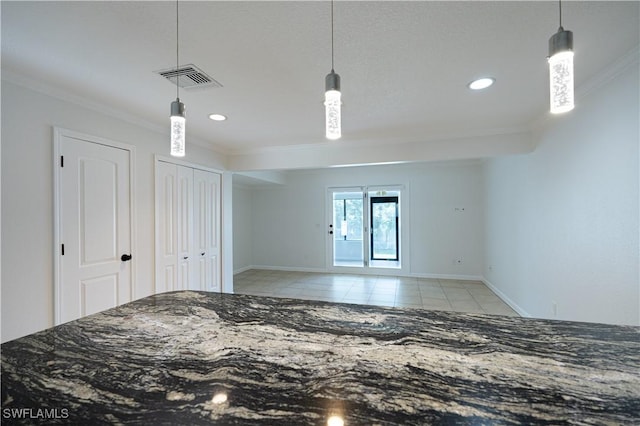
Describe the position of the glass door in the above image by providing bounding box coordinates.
[331,190,365,267]
[328,186,402,271]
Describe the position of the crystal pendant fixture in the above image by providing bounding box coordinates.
[548,0,574,114]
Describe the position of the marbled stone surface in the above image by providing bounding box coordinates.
[2,291,639,425]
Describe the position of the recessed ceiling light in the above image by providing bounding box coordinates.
[468,77,495,90]
[208,113,227,121]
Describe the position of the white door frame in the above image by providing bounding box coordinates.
[153,155,224,294]
[326,184,407,276]
[53,127,137,325]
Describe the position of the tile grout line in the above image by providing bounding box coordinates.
[234,271,519,316]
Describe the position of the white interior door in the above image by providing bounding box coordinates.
[56,133,132,324]
[194,169,221,292]
[155,161,178,293]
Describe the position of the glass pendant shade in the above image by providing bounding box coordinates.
[325,70,341,140]
[170,99,186,157]
[548,28,574,114]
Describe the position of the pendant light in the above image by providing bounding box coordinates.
[170,0,186,157]
[324,0,341,140]
[548,0,574,114]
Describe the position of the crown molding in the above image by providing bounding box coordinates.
[1,68,230,159]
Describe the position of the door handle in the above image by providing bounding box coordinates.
[183,256,189,260]
[121,254,132,262]
[201,252,205,256]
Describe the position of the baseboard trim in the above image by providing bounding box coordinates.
[237,265,327,274]
[482,277,531,318]
[409,273,484,281]
[233,265,253,275]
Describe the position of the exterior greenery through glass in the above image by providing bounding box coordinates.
[370,196,399,261]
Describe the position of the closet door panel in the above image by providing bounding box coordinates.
[194,169,221,292]
[155,162,178,293]
[156,162,221,294]
[194,172,207,291]
[176,166,195,290]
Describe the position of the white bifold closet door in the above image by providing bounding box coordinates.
[156,161,221,293]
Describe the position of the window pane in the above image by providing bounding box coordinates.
[333,199,344,241]
[332,192,364,266]
[371,198,398,260]
[345,199,363,240]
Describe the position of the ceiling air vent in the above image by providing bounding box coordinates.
[156,64,222,89]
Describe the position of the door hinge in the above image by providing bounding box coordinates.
[60,156,64,168]
[61,244,65,255]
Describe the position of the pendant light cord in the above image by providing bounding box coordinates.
[558,0,563,28]
[330,0,334,71]
[176,0,180,100]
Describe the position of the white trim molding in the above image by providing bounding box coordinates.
[482,278,531,318]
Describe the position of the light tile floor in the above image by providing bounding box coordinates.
[234,269,519,317]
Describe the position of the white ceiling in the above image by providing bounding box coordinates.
[2,1,639,170]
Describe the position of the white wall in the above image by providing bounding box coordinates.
[483,59,639,326]
[409,163,484,277]
[1,80,227,342]
[244,161,484,278]
[232,183,253,273]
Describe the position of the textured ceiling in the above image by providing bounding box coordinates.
[2,1,639,167]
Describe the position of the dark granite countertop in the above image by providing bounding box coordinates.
[2,291,639,425]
